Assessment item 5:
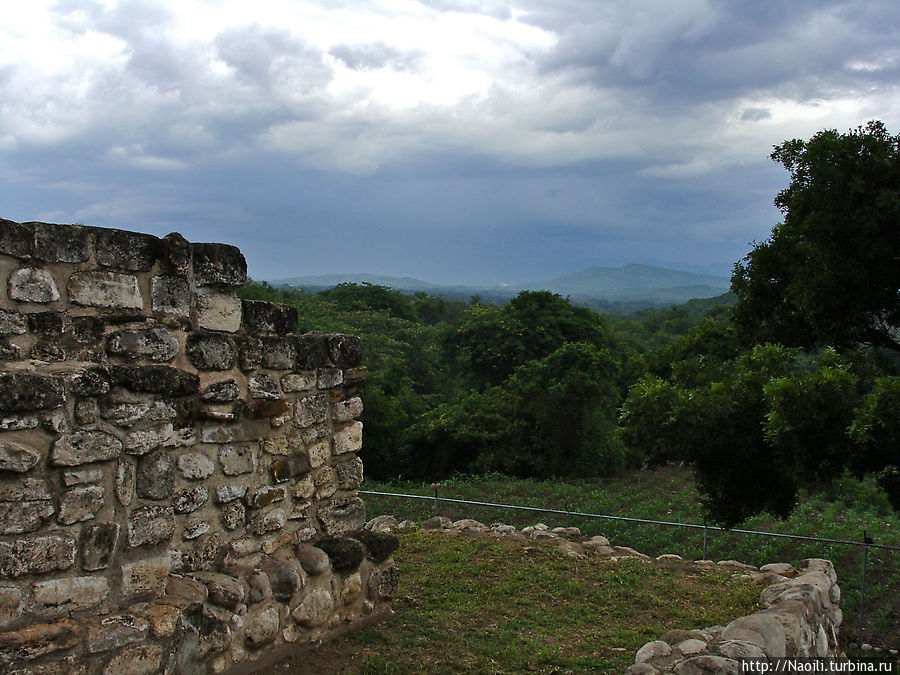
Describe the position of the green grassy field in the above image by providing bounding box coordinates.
[273,529,761,674]
[361,466,900,648]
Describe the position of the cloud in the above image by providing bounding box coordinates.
[329,42,426,72]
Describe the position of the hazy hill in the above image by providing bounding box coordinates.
[271,264,731,308]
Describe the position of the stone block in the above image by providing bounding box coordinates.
[68,271,143,309]
[190,572,245,609]
[0,440,40,472]
[72,315,106,343]
[244,602,280,647]
[0,500,55,534]
[68,367,110,397]
[335,456,364,490]
[174,485,209,513]
[317,537,365,571]
[95,228,160,271]
[249,373,279,399]
[0,618,82,661]
[160,232,191,275]
[81,523,120,571]
[291,587,334,628]
[201,380,240,402]
[58,485,104,524]
[124,424,174,455]
[219,443,258,476]
[247,485,286,508]
[0,218,34,258]
[191,242,247,287]
[101,399,176,428]
[242,300,298,335]
[33,222,92,262]
[109,365,199,395]
[317,368,343,389]
[151,275,191,318]
[135,450,176,500]
[314,465,338,499]
[280,372,316,393]
[197,293,242,332]
[295,544,330,576]
[102,644,163,675]
[121,555,172,599]
[334,396,364,423]
[8,268,60,303]
[294,393,328,428]
[32,576,109,610]
[62,466,104,486]
[116,459,136,506]
[127,505,175,547]
[294,332,363,369]
[333,421,363,455]
[260,337,296,369]
[318,496,366,536]
[176,451,215,480]
[248,507,286,535]
[236,337,263,370]
[51,430,122,466]
[183,517,210,540]
[106,327,179,362]
[271,455,311,482]
[259,558,305,601]
[216,483,247,504]
[0,534,76,578]
[0,585,23,626]
[222,502,245,530]
[186,333,235,370]
[0,373,65,411]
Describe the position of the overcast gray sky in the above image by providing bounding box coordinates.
[2,1,898,284]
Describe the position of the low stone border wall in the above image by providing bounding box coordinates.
[363,515,843,675]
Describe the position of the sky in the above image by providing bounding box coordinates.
[2,1,899,285]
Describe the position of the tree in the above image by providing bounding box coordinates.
[732,121,900,353]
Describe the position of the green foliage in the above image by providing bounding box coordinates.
[732,121,900,353]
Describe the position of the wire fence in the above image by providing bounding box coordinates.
[359,488,900,644]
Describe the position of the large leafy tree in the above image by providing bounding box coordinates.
[732,121,900,353]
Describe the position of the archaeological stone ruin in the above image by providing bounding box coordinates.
[0,218,398,674]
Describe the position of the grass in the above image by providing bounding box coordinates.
[361,466,900,648]
[273,529,761,674]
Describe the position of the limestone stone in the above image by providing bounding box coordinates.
[0,500,55,534]
[32,576,109,610]
[0,618,82,661]
[0,534,76,578]
[222,502,246,530]
[197,293,242,332]
[236,337,263,371]
[334,396,363,423]
[366,515,399,533]
[352,530,400,563]
[177,451,215,480]
[68,271,142,309]
[294,393,328,428]
[100,399,172,427]
[124,424,174,455]
[0,585,23,625]
[248,373,279,400]
[376,562,400,599]
[122,556,172,599]
[333,421,363,455]
[317,537,365,571]
[247,570,273,603]
[295,544,331,576]
[716,640,766,659]
[421,516,453,530]
[8,268,60,303]
[216,483,247,503]
[116,459,136,506]
[219,442,258,476]
[102,645,163,675]
[201,419,269,443]
[677,639,708,656]
[0,415,39,431]
[191,242,247,287]
[291,587,333,628]
[248,507,286,535]
[183,517,210,540]
[151,275,191,318]
[62,466,103,486]
[85,614,150,655]
[335,456,364,490]
[50,430,122,466]
[760,562,795,576]
[314,465,338,499]
[0,373,65,411]
[280,372,316,393]
[259,558,306,601]
[721,614,787,657]
[81,523,120,571]
[127,505,175,547]
[673,656,740,675]
[242,300,297,335]
[140,603,181,639]
[0,310,26,337]
[106,327,179,362]
[136,450,176,500]
[58,485,104,524]
[318,496,366,536]
[247,485,286,508]
[306,438,331,469]
[291,475,315,500]
[244,602,280,647]
[260,337,296,369]
[109,365,199,395]
[317,368,343,389]
[165,574,208,609]
[201,380,241,402]
[186,334,235,370]
[191,572,246,609]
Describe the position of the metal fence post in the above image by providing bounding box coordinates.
[857,530,871,640]
[433,484,439,517]
[702,523,708,561]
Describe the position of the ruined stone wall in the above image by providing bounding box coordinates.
[0,218,398,674]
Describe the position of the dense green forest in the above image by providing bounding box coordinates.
[239,121,900,528]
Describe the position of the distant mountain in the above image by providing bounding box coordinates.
[270,264,732,308]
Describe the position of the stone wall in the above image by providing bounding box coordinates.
[0,218,398,674]
[627,558,843,674]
